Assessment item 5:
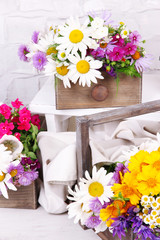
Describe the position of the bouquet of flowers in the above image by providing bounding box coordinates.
[18,10,151,89]
[67,134,160,240]
[0,98,41,199]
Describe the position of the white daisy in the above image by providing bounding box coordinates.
[0,144,12,173]
[68,53,103,87]
[67,185,92,224]
[55,64,71,88]
[0,134,23,160]
[0,172,17,199]
[79,166,114,205]
[54,17,93,56]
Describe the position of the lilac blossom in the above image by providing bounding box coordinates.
[32,31,39,44]
[129,31,141,45]
[18,172,33,186]
[32,51,47,71]
[85,215,101,229]
[89,198,103,213]
[18,45,30,62]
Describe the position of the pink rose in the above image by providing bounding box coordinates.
[0,104,12,119]
[11,98,23,109]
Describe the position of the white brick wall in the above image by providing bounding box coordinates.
[0,0,160,105]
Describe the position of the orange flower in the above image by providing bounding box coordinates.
[100,200,132,227]
[132,50,141,60]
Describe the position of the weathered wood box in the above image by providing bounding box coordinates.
[76,99,160,240]
[56,72,142,110]
[0,181,38,209]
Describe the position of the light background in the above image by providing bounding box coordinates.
[0,0,160,105]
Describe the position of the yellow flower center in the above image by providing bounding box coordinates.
[60,52,66,58]
[46,47,58,55]
[147,178,157,188]
[156,218,160,224]
[100,42,107,48]
[0,172,5,182]
[56,66,69,76]
[76,60,90,74]
[153,160,160,170]
[123,30,128,36]
[152,202,158,208]
[10,169,18,177]
[88,181,104,197]
[69,29,84,43]
[143,209,149,214]
[120,22,125,25]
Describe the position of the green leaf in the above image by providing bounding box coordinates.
[27,151,37,159]
[88,15,94,22]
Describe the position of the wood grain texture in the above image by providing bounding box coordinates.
[0,181,38,209]
[56,72,142,110]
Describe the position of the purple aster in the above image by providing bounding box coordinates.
[130,54,153,73]
[85,215,101,229]
[7,163,24,176]
[88,9,114,25]
[18,172,33,186]
[124,42,137,55]
[109,47,125,61]
[32,51,47,71]
[18,44,30,62]
[32,31,39,44]
[89,198,103,213]
[129,31,141,45]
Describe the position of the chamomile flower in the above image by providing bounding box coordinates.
[58,50,68,61]
[0,172,17,199]
[141,195,150,205]
[79,166,114,205]
[54,17,93,56]
[56,64,71,88]
[121,28,129,38]
[68,53,103,87]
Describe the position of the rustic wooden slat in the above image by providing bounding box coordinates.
[76,118,92,179]
[56,72,142,110]
[79,99,160,127]
[0,181,38,209]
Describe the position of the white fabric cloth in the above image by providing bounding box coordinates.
[37,119,160,214]
[37,132,76,214]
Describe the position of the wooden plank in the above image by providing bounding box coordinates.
[0,181,38,209]
[56,72,142,110]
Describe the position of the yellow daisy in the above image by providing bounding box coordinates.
[136,165,160,196]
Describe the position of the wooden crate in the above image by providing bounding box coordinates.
[0,181,38,209]
[56,72,142,110]
[75,99,160,240]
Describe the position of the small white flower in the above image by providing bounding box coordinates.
[121,28,129,38]
[91,17,104,29]
[58,50,68,61]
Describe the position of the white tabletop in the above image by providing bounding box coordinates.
[29,71,160,131]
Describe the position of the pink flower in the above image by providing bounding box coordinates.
[11,98,23,109]
[19,107,31,117]
[109,47,125,61]
[17,122,31,131]
[31,114,41,130]
[129,31,141,45]
[19,113,31,123]
[14,132,21,141]
[0,104,12,119]
[111,34,125,47]
[124,43,137,55]
[0,121,14,138]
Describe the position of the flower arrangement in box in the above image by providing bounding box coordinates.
[18,10,151,89]
[0,98,41,199]
[67,134,160,240]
